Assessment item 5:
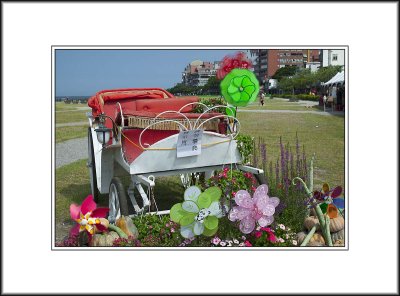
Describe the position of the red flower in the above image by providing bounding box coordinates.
[69,195,109,237]
[244,240,253,247]
[267,232,277,243]
[254,231,262,238]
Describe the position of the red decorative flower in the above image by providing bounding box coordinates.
[244,240,253,247]
[217,52,253,80]
[69,195,109,237]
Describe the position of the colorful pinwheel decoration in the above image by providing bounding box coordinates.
[170,186,225,238]
[220,68,260,108]
[70,194,109,237]
[228,184,280,234]
[313,183,345,218]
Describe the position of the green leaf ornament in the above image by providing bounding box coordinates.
[220,68,260,107]
[169,186,224,238]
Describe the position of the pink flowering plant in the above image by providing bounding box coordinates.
[249,224,298,247]
[132,214,181,247]
[210,235,248,247]
[207,167,257,199]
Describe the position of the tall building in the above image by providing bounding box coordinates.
[321,49,345,68]
[248,49,321,84]
[248,49,268,83]
[267,49,321,78]
[182,60,218,87]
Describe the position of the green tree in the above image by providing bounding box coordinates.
[272,65,298,80]
[167,83,201,95]
[315,65,342,83]
[201,76,220,95]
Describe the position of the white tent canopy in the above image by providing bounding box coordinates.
[322,71,345,86]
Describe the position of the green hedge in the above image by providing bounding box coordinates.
[278,94,320,101]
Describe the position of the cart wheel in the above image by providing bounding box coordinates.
[87,128,100,202]
[108,177,129,223]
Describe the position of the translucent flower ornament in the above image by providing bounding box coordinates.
[170,186,225,238]
[228,184,280,234]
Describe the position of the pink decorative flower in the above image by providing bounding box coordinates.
[254,231,262,238]
[244,240,252,247]
[69,195,109,237]
[228,184,280,234]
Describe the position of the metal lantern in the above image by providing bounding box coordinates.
[95,114,112,147]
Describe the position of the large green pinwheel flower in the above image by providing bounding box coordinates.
[170,186,224,238]
[220,68,260,107]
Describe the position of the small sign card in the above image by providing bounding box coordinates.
[177,129,203,158]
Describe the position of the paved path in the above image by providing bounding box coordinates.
[56,137,87,169]
[56,121,88,128]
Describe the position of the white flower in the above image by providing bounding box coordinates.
[227,241,233,247]
[279,224,285,230]
[285,234,289,239]
[239,242,245,247]
[220,241,227,247]
[233,239,239,244]
[292,240,298,246]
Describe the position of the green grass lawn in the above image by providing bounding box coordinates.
[240,98,322,112]
[237,111,345,187]
[55,102,89,111]
[55,102,90,143]
[56,110,89,124]
[55,126,88,143]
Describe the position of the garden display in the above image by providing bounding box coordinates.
[57,51,345,248]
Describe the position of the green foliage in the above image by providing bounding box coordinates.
[248,223,298,247]
[278,94,320,101]
[272,65,298,80]
[201,76,220,95]
[277,65,342,93]
[131,214,182,247]
[167,83,201,95]
[316,65,343,83]
[236,134,254,165]
[206,168,256,199]
[193,97,226,113]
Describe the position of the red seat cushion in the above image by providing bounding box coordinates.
[135,97,199,113]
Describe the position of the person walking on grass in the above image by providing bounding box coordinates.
[260,92,265,106]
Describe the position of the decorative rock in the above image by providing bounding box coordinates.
[116,216,139,238]
[331,229,345,243]
[308,233,325,246]
[304,216,320,231]
[334,239,345,247]
[296,231,307,245]
[304,214,344,233]
[90,231,120,247]
[308,241,325,247]
[329,215,345,233]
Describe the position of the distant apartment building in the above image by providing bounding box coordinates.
[321,49,345,68]
[248,49,321,83]
[182,60,219,87]
[267,49,321,78]
[248,49,268,83]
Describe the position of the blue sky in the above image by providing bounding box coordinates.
[55,49,241,96]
